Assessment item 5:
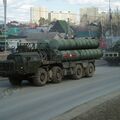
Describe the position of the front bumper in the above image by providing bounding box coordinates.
[0,60,15,77]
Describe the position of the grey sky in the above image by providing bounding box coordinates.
[0,0,120,22]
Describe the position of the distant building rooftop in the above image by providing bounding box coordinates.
[26,32,65,42]
[49,20,74,35]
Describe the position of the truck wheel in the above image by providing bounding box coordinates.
[51,66,63,83]
[73,64,83,79]
[85,63,95,77]
[9,76,22,86]
[33,68,48,86]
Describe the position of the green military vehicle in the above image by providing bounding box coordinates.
[0,38,103,86]
[104,40,120,65]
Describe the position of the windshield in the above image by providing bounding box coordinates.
[14,55,23,63]
[7,54,23,63]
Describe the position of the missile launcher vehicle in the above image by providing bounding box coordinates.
[0,38,103,86]
[104,40,120,65]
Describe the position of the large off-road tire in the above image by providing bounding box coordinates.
[73,64,83,79]
[33,68,48,86]
[51,66,63,83]
[8,76,22,86]
[85,63,95,77]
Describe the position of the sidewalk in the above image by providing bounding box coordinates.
[0,77,8,81]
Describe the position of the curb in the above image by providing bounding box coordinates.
[51,90,120,120]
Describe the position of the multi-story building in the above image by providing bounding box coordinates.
[98,12,108,26]
[98,10,120,26]
[80,7,98,25]
[48,11,77,25]
[30,7,78,25]
[30,7,48,24]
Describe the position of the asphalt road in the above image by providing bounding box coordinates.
[0,66,120,120]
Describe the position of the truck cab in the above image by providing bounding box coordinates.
[0,52,42,85]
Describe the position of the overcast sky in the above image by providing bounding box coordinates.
[0,0,120,22]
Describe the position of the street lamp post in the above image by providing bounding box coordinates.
[3,0,7,52]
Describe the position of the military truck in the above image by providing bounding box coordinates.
[104,40,120,65]
[0,38,103,86]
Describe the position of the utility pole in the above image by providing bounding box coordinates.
[67,18,70,36]
[116,7,119,36]
[3,0,7,52]
[109,0,112,37]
